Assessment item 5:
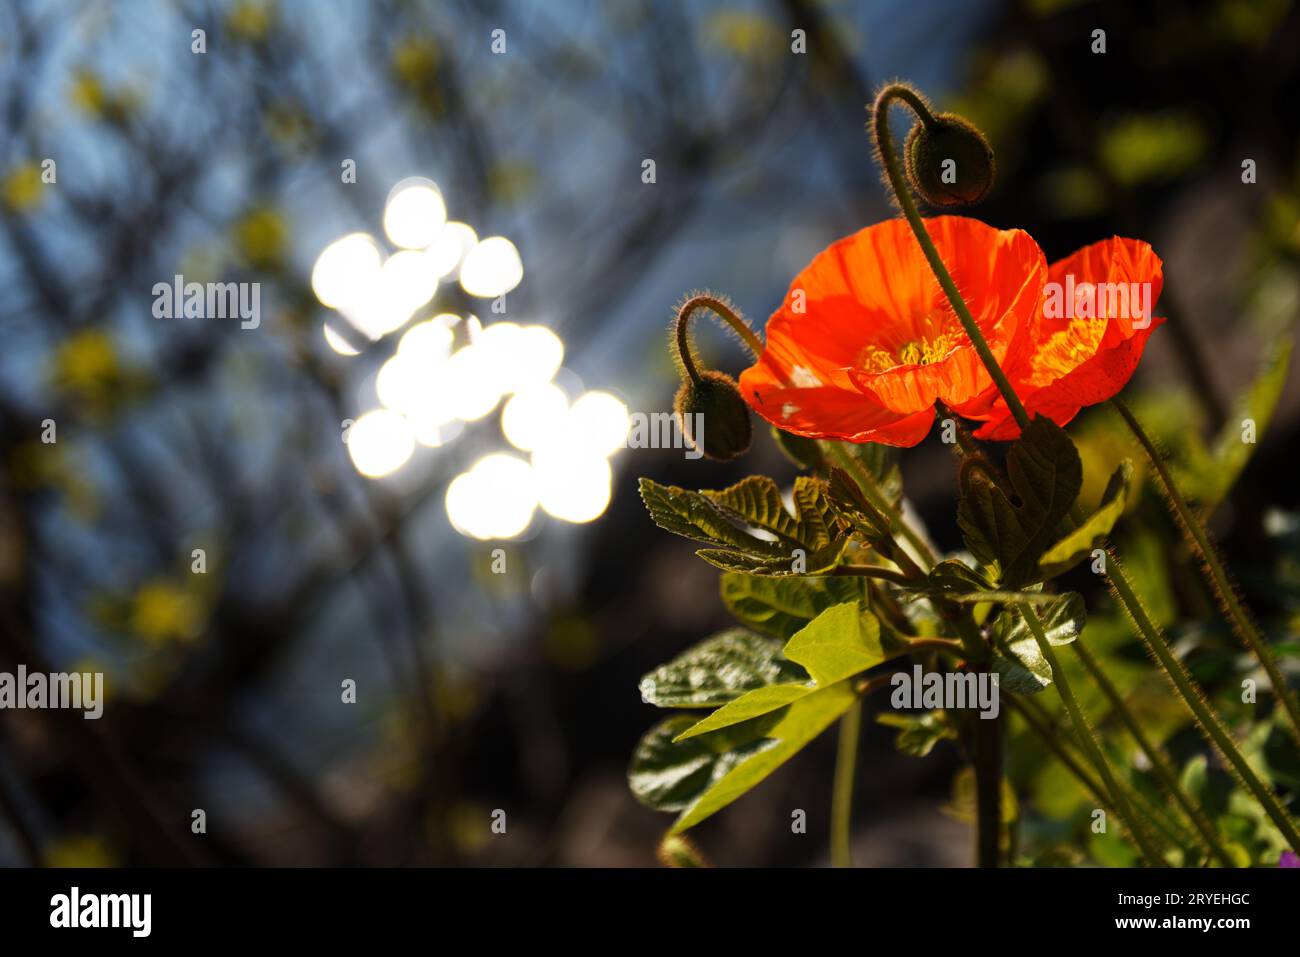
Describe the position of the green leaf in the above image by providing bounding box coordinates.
[990,593,1086,693]
[628,716,775,812]
[926,558,993,595]
[639,475,847,576]
[696,539,848,577]
[876,711,957,757]
[1205,338,1291,510]
[825,467,893,544]
[676,601,883,740]
[1038,461,1131,579]
[638,629,809,708]
[957,416,1082,587]
[669,680,858,833]
[720,573,867,640]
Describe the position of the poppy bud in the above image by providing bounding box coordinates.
[771,425,824,470]
[674,369,752,461]
[904,112,995,207]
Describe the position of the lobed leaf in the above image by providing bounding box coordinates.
[957,416,1082,587]
[720,573,867,640]
[675,601,884,740]
[637,628,809,709]
[990,592,1086,693]
[1039,461,1132,579]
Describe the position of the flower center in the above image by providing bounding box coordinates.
[856,310,960,373]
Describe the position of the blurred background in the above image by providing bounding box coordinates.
[1,0,1299,867]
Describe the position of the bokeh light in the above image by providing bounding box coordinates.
[501,383,570,452]
[383,178,447,249]
[322,322,360,356]
[445,454,538,540]
[311,232,383,310]
[532,446,612,524]
[459,236,523,297]
[567,391,630,456]
[347,409,415,478]
[425,221,478,278]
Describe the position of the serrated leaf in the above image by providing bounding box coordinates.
[628,716,775,812]
[639,476,847,575]
[720,573,867,640]
[676,601,883,740]
[669,680,857,833]
[957,416,1082,587]
[825,467,894,544]
[1205,339,1291,510]
[1039,461,1131,579]
[990,593,1086,693]
[703,475,807,545]
[876,711,957,757]
[639,478,788,557]
[638,629,809,708]
[697,538,847,577]
[927,558,993,595]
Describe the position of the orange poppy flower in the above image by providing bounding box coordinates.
[963,236,1164,440]
[740,216,1046,446]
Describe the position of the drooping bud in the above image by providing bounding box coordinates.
[903,112,995,207]
[656,833,708,868]
[674,369,751,461]
[771,425,823,471]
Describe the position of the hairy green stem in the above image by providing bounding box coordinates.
[831,700,862,868]
[673,294,764,385]
[1072,640,1235,866]
[1017,602,1167,865]
[1106,552,1300,851]
[871,84,1031,431]
[1112,397,1300,748]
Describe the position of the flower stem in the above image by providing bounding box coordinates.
[1016,601,1168,866]
[831,699,862,868]
[824,440,937,570]
[1112,397,1300,749]
[673,294,764,386]
[871,84,1031,431]
[1072,640,1236,866]
[1105,550,1300,851]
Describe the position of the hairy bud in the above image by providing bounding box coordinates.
[904,112,995,207]
[674,370,752,461]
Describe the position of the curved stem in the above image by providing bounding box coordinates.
[673,294,764,386]
[871,84,1031,431]
[831,700,862,868]
[1072,641,1235,867]
[1017,601,1167,866]
[1112,397,1300,748]
[1106,552,1300,851]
